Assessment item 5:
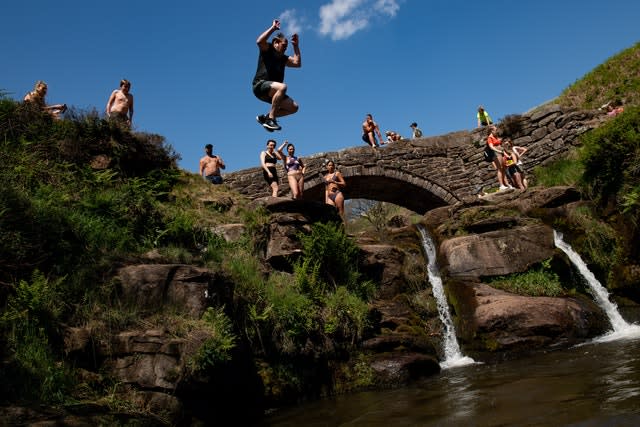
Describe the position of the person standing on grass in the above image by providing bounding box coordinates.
[199,144,226,184]
[106,79,134,128]
[253,19,301,132]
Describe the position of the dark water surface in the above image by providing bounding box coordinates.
[265,337,640,426]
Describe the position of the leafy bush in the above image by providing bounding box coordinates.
[565,205,620,276]
[581,106,640,207]
[264,274,315,354]
[499,114,525,139]
[187,307,237,373]
[0,323,72,404]
[0,271,72,404]
[322,287,369,344]
[295,222,374,300]
[487,260,564,297]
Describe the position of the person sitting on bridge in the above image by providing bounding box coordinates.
[410,122,423,138]
[477,105,493,127]
[385,130,402,143]
[362,113,384,149]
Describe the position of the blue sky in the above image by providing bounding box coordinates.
[3,1,639,173]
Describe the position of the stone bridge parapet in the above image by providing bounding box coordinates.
[223,105,606,213]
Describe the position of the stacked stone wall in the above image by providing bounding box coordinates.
[224,105,606,209]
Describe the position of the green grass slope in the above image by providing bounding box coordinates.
[556,41,640,109]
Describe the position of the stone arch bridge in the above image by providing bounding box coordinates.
[224,105,604,214]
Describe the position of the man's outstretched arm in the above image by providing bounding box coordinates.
[257,19,280,51]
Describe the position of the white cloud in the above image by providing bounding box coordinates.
[279,9,304,36]
[374,0,400,16]
[318,0,401,41]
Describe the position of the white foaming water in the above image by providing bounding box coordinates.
[418,226,475,369]
[553,230,640,342]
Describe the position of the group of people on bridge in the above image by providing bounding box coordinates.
[257,140,346,217]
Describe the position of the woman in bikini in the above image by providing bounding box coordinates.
[278,141,305,199]
[260,139,282,197]
[322,160,346,217]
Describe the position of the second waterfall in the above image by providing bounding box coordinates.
[418,225,475,369]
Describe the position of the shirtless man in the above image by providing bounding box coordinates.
[362,113,384,149]
[199,144,226,184]
[106,79,134,127]
[253,19,301,132]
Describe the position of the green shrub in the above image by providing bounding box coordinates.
[295,222,374,300]
[264,274,315,354]
[2,270,67,329]
[565,206,619,274]
[487,260,564,297]
[0,323,72,404]
[322,287,369,344]
[581,106,640,207]
[0,271,72,403]
[187,307,236,373]
[499,114,525,139]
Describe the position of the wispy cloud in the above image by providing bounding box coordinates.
[319,0,401,41]
[279,9,304,36]
[374,0,400,16]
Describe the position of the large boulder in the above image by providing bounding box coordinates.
[369,352,440,385]
[115,264,231,318]
[440,224,555,278]
[258,198,342,270]
[358,244,406,298]
[449,283,608,354]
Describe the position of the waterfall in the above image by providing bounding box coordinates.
[418,226,475,369]
[553,230,640,342]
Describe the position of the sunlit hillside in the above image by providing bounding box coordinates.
[556,42,640,110]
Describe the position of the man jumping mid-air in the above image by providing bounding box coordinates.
[253,19,301,132]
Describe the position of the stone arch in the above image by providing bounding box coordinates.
[223,105,607,207]
[302,165,458,215]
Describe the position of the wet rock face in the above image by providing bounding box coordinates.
[440,224,555,279]
[116,264,231,318]
[359,244,407,298]
[369,352,440,385]
[449,283,608,354]
[428,186,614,357]
[258,197,342,270]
